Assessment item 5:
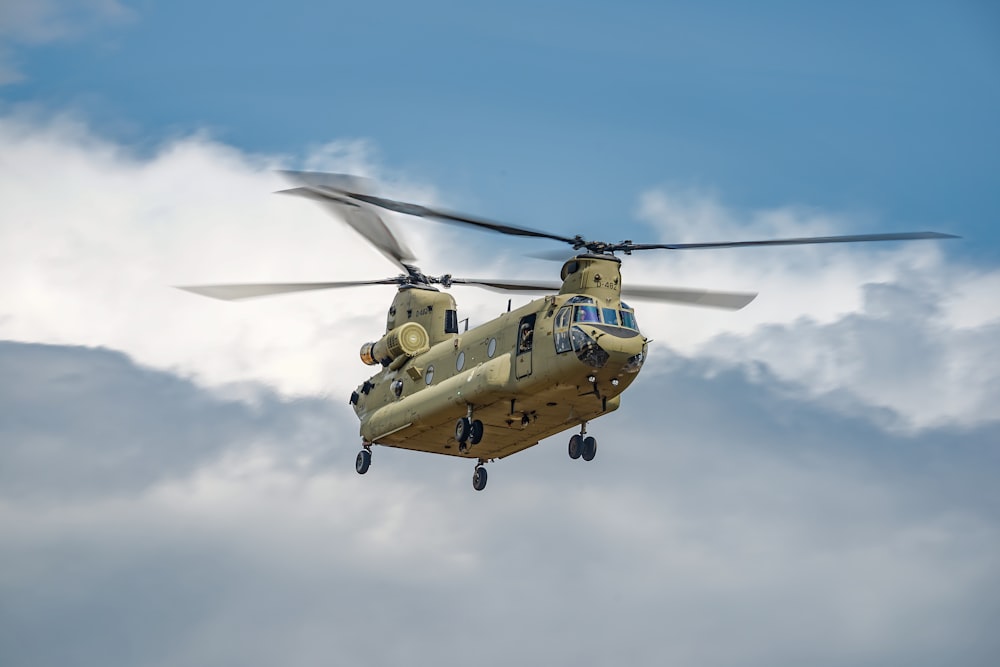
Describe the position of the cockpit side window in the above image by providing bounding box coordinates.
[620,309,638,330]
[554,306,572,353]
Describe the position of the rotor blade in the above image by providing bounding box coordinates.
[309,186,582,246]
[278,186,416,272]
[449,278,564,293]
[279,170,375,195]
[177,279,399,301]
[528,248,580,262]
[450,278,756,310]
[630,231,959,251]
[620,285,758,310]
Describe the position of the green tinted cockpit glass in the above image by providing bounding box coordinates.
[621,309,638,330]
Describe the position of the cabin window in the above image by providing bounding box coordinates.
[517,320,534,353]
[444,309,459,334]
[487,337,497,358]
[602,308,619,326]
[456,350,465,371]
[424,365,434,385]
[574,306,600,323]
[554,306,572,353]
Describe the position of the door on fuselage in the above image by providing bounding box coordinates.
[515,313,536,379]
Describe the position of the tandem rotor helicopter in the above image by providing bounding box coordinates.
[180,171,956,490]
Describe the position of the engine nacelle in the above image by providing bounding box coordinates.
[359,321,431,366]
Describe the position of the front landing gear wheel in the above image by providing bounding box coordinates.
[355,449,372,474]
[568,434,583,459]
[582,436,597,462]
[472,465,488,491]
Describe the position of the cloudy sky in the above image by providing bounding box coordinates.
[2,2,999,666]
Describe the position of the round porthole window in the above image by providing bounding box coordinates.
[487,338,497,358]
[424,365,434,385]
[456,351,465,371]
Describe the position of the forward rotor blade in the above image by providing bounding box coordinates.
[294,180,581,246]
[631,231,959,251]
[177,279,398,301]
[279,170,375,195]
[528,248,580,262]
[278,182,416,272]
[450,278,756,310]
[449,278,563,293]
[620,285,757,310]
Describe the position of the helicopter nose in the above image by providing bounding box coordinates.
[594,329,647,372]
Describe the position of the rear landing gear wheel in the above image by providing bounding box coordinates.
[470,419,484,445]
[568,434,583,459]
[355,449,372,474]
[473,465,488,491]
[582,436,597,462]
[455,417,472,444]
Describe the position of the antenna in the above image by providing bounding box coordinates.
[507,299,512,313]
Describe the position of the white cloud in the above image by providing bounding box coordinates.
[1,113,997,435]
[629,188,1000,431]
[0,113,453,399]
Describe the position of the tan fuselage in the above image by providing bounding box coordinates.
[351,255,648,460]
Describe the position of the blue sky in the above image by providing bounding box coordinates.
[2,3,1000,666]
[5,1,998,253]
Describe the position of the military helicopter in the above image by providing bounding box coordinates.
[180,171,956,490]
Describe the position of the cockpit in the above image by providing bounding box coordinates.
[563,296,639,330]
[554,296,641,357]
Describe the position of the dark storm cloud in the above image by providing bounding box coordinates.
[1,342,998,667]
[0,341,341,500]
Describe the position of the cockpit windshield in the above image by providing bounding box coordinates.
[568,300,639,330]
[574,306,600,323]
[554,299,640,353]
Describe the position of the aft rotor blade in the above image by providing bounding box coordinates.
[631,231,959,251]
[620,285,757,310]
[449,278,564,293]
[177,280,398,301]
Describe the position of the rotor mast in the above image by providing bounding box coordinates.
[559,254,623,304]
